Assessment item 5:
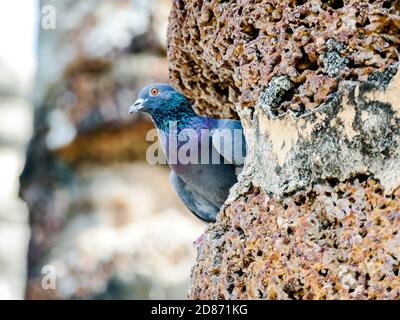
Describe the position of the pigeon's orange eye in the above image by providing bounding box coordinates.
[150,88,159,96]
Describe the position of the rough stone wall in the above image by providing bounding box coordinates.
[168,0,400,299]
[168,0,399,117]
[192,178,400,300]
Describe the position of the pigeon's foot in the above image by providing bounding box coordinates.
[193,233,205,247]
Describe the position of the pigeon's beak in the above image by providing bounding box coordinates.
[129,98,146,113]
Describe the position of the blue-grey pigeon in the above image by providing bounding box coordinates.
[130,83,246,223]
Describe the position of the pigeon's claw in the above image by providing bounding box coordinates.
[193,233,205,247]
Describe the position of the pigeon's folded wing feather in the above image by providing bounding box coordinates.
[211,119,247,167]
[169,171,219,222]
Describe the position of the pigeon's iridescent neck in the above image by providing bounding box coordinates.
[156,116,216,171]
[147,92,219,169]
[151,95,197,132]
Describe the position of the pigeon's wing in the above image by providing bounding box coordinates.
[211,119,247,166]
[169,171,219,222]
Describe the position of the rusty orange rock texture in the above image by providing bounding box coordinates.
[168,0,400,300]
[190,179,400,299]
[168,0,400,117]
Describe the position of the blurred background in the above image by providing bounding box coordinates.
[0,0,204,299]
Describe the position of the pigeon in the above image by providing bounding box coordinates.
[130,83,246,223]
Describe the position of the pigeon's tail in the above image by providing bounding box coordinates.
[169,172,219,222]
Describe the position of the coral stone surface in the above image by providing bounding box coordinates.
[190,179,400,300]
[168,0,400,117]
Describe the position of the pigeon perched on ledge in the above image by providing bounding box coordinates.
[130,83,246,223]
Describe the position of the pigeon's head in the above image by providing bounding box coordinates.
[129,84,196,127]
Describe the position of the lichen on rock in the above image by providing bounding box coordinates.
[321,40,350,78]
[257,76,294,117]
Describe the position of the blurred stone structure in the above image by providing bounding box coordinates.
[0,2,34,299]
[0,77,32,300]
[20,0,202,299]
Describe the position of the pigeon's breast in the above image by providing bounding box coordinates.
[158,122,240,207]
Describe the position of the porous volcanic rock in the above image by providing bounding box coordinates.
[191,179,400,300]
[168,0,400,117]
